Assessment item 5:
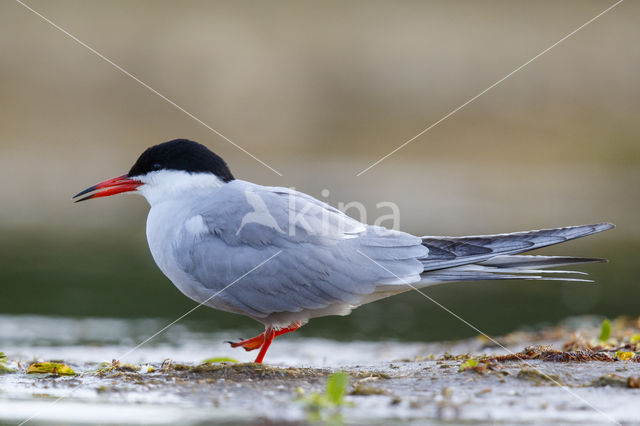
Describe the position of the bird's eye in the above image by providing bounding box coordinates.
[153,163,162,170]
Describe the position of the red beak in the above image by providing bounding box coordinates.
[73,174,143,202]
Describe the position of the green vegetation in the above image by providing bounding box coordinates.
[614,350,635,361]
[26,362,75,375]
[326,372,349,405]
[299,371,352,422]
[201,357,238,364]
[600,318,611,341]
[0,352,16,374]
[458,358,479,372]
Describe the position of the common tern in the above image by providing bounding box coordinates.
[74,139,614,363]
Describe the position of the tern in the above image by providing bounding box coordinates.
[74,139,614,363]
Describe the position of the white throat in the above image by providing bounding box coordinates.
[136,170,227,206]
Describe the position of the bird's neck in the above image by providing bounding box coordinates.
[137,170,227,207]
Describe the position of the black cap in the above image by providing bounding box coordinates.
[127,139,234,182]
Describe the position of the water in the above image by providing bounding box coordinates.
[1,315,639,425]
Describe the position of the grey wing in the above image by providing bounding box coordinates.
[418,223,614,283]
[420,223,614,271]
[173,181,427,318]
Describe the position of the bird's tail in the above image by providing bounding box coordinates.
[419,223,614,284]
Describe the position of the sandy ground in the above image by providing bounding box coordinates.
[1,316,639,425]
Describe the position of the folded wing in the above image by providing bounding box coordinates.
[173,181,426,318]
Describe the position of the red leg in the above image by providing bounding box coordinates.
[254,328,274,364]
[227,333,265,351]
[229,322,303,363]
[274,321,302,337]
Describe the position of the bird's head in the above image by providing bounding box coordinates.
[73,139,234,205]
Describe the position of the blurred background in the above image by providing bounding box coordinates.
[1,0,638,342]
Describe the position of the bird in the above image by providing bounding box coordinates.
[73,138,614,363]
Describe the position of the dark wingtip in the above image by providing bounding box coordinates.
[556,256,609,264]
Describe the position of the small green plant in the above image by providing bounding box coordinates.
[614,350,635,361]
[600,318,611,342]
[27,362,75,375]
[0,352,16,374]
[201,357,238,364]
[326,371,349,405]
[458,358,479,372]
[299,371,351,410]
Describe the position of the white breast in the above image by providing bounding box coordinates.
[139,170,227,304]
[146,200,188,281]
